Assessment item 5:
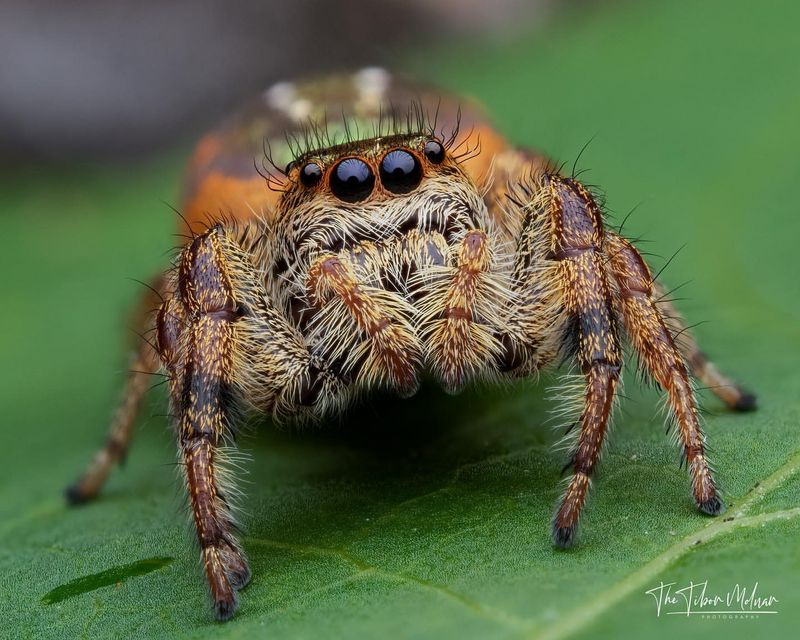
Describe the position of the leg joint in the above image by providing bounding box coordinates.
[179,228,237,314]
[550,245,597,261]
[583,358,622,376]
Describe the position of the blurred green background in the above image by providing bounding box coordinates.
[1,0,798,638]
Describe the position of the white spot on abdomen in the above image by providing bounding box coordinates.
[264,81,296,111]
[354,67,391,108]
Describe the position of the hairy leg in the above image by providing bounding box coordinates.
[163,225,346,619]
[527,174,623,547]
[163,228,249,619]
[651,278,756,411]
[605,232,723,515]
[66,277,165,504]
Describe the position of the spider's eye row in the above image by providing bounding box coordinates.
[423,139,445,164]
[330,157,375,203]
[321,144,439,202]
[299,162,323,187]
[379,149,422,194]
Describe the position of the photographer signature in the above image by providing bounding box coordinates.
[645,581,778,617]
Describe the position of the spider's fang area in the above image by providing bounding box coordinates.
[697,495,725,516]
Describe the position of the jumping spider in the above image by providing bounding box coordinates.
[67,68,756,620]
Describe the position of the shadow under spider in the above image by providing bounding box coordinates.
[240,380,557,551]
[250,378,552,470]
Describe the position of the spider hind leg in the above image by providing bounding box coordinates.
[65,279,164,505]
[651,279,756,412]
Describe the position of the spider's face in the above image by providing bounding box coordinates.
[276,133,487,259]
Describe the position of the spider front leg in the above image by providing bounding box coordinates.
[538,175,623,547]
[161,224,344,620]
[160,229,250,620]
[605,233,723,515]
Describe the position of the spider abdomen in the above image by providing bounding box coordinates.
[180,69,511,235]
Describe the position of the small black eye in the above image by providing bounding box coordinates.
[330,158,375,202]
[423,139,445,164]
[379,149,422,194]
[299,162,323,187]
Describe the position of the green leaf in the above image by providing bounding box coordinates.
[1,0,798,637]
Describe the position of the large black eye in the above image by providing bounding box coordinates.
[330,158,374,202]
[299,162,323,187]
[424,139,445,164]
[379,149,422,194]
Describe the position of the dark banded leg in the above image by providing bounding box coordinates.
[544,175,623,547]
[66,277,165,504]
[606,233,723,516]
[164,228,249,620]
[651,278,756,411]
[161,225,349,619]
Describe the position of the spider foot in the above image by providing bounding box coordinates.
[697,494,725,516]
[221,546,252,591]
[214,594,239,622]
[64,480,97,506]
[552,524,578,549]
